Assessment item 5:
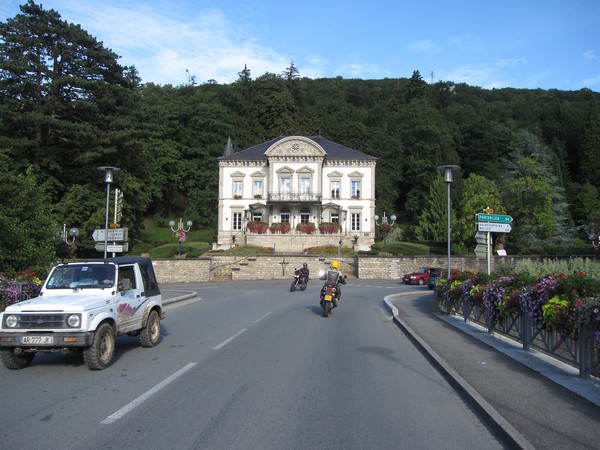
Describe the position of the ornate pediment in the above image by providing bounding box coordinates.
[264,136,326,157]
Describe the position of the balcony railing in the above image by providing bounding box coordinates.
[268,192,322,202]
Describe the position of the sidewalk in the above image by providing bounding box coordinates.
[386,291,600,450]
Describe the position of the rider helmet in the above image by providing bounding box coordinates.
[303,262,308,268]
[330,260,340,269]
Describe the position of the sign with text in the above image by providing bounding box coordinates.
[94,243,129,253]
[476,213,513,223]
[478,222,512,233]
[92,228,128,242]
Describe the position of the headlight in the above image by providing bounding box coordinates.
[5,315,18,328]
[66,314,81,328]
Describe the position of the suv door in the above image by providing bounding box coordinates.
[116,265,146,333]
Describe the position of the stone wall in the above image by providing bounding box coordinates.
[151,254,536,283]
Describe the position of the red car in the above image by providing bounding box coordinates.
[402,267,441,285]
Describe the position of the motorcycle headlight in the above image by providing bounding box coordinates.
[66,314,81,328]
[5,315,18,328]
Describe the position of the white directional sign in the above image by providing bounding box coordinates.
[94,243,129,252]
[474,231,488,244]
[474,244,487,259]
[92,228,128,242]
[478,222,512,233]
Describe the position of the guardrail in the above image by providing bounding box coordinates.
[437,296,598,379]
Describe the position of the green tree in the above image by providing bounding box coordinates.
[414,175,451,241]
[0,1,147,250]
[502,131,571,248]
[0,160,58,275]
[455,174,504,251]
[580,99,600,189]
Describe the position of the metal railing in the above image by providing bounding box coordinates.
[439,296,598,379]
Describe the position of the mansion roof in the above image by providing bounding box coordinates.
[219,136,378,162]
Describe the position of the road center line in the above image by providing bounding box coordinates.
[213,328,247,350]
[101,362,197,425]
[254,312,271,323]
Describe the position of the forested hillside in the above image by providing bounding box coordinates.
[1,1,600,273]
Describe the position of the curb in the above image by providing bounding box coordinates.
[162,290,198,305]
[383,295,535,450]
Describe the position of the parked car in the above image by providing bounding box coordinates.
[0,256,164,370]
[402,267,441,285]
[427,268,443,290]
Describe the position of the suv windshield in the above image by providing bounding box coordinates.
[46,264,116,289]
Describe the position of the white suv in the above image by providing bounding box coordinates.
[0,256,164,370]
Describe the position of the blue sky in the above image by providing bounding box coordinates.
[2,0,599,90]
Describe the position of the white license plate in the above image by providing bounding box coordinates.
[20,336,54,345]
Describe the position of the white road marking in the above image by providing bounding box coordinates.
[213,328,247,350]
[254,312,271,323]
[101,362,197,424]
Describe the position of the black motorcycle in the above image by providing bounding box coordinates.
[290,269,308,292]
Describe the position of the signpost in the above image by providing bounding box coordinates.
[92,228,128,242]
[474,244,487,259]
[476,213,513,223]
[477,222,512,233]
[475,209,514,275]
[94,243,129,253]
[474,231,487,245]
[93,227,128,255]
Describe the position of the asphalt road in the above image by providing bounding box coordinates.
[0,280,507,449]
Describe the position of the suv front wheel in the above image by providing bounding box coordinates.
[83,323,115,370]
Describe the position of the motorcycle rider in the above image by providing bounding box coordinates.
[320,260,346,307]
[300,262,310,289]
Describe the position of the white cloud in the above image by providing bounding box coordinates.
[407,40,438,52]
[49,1,291,85]
[583,50,598,62]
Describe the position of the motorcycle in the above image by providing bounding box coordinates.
[319,275,346,317]
[290,269,308,292]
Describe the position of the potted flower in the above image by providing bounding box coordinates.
[318,222,341,234]
[247,220,268,234]
[269,222,291,234]
[296,223,316,234]
[233,194,242,200]
[254,194,262,199]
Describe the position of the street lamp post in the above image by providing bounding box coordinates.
[374,212,396,254]
[169,218,192,256]
[437,165,461,284]
[97,166,120,259]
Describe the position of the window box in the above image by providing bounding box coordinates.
[296,223,316,234]
[319,222,341,234]
[233,195,242,200]
[254,194,262,199]
[269,222,291,234]
[247,221,268,234]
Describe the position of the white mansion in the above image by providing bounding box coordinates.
[216,136,379,253]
